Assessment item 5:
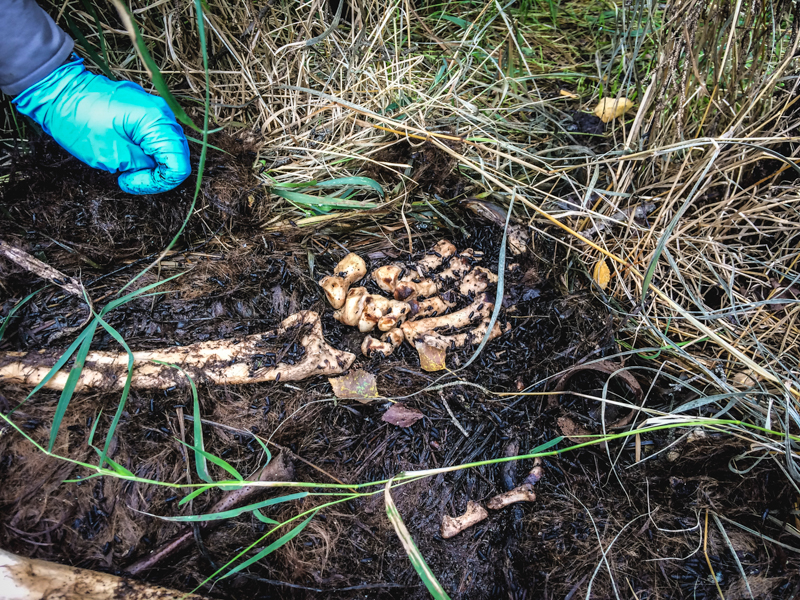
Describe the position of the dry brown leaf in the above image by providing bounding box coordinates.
[593,97,633,123]
[415,340,447,372]
[593,260,611,290]
[382,404,424,427]
[329,369,379,403]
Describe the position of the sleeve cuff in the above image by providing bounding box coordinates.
[2,36,74,96]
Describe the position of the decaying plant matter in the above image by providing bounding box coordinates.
[319,241,508,366]
[0,311,354,391]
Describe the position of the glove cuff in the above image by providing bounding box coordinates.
[12,56,87,131]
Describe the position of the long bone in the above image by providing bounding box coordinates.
[0,312,355,391]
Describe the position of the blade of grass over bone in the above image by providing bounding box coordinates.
[385,479,451,599]
[112,0,211,295]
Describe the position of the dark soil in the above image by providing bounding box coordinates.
[1,138,798,600]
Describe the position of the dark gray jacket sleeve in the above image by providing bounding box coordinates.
[0,0,74,95]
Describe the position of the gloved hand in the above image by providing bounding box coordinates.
[13,56,190,195]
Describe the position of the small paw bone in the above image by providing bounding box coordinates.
[319,253,367,309]
[319,241,508,362]
[441,501,489,539]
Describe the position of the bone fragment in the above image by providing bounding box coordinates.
[318,253,367,309]
[0,312,355,391]
[439,254,473,281]
[418,318,506,351]
[441,501,489,538]
[417,239,457,273]
[411,295,456,319]
[401,295,493,344]
[0,547,209,600]
[459,266,498,295]
[334,287,411,332]
[487,483,537,509]
[372,264,439,300]
[0,238,84,298]
[362,327,404,357]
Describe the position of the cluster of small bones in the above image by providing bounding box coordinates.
[318,240,508,359]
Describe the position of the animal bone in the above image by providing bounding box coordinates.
[400,295,493,344]
[487,483,537,510]
[320,242,507,362]
[441,501,489,538]
[0,311,355,391]
[362,327,404,357]
[0,547,209,600]
[318,253,367,309]
[417,239,457,273]
[333,287,411,332]
[459,266,498,296]
[372,264,439,300]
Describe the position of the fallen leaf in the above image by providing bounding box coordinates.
[382,404,424,428]
[593,97,633,123]
[329,369,378,403]
[559,89,579,99]
[415,340,447,372]
[593,259,611,290]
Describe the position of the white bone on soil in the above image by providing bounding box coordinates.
[417,239,457,273]
[362,327,404,357]
[318,253,367,309]
[401,294,493,344]
[0,311,355,391]
[438,254,473,281]
[359,294,411,332]
[440,501,489,539]
[410,295,456,320]
[487,483,536,510]
[418,318,507,351]
[372,264,439,301]
[459,266,498,296]
[334,287,411,332]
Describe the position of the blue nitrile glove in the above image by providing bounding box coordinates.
[13,56,190,195]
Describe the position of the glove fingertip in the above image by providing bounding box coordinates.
[119,169,173,195]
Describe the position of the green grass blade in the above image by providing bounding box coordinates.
[253,509,279,525]
[153,492,308,523]
[94,316,135,468]
[385,479,451,599]
[150,360,215,483]
[272,188,379,210]
[103,272,185,315]
[0,288,41,341]
[48,319,100,452]
[26,325,90,398]
[222,511,317,578]
[64,13,116,80]
[311,177,385,197]
[179,484,216,506]
[109,0,201,132]
[78,0,112,73]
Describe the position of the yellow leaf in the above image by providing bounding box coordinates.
[593,97,634,123]
[559,89,579,99]
[329,369,379,403]
[593,260,611,290]
[415,340,447,372]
